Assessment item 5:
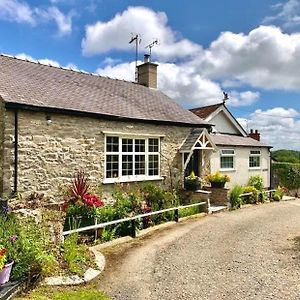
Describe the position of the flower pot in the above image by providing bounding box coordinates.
[184,180,200,191]
[210,182,225,188]
[0,261,14,285]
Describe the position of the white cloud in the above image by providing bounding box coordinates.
[96,60,260,108]
[0,0,35,24]
[35,6,74,35]
[0,0,73,35]
[82,6,201,60]
[227,91,260,107]
[82,6,300,100]
[263,0,300,28]
[242,107,300,149]
[193,25,300,91]
[15,53,76,69]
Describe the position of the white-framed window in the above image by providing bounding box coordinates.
[249,150,261,168]
[220,149,235,170]
[104,135,161,183]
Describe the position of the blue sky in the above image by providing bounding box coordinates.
[1,0,300,149]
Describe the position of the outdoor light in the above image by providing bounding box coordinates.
[46,115,52,125]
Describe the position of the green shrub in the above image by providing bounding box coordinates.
[248,175,264,191]
[243,186,259,204]
[272,186,284,201]
[0,214,57,281]
[229,185,244,209]
[61,234,90,276]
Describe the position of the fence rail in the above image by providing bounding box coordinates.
[63,200,208,238]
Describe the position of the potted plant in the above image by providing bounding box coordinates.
[0,235,17,285]
[184,171,201,191]
[207,172,230,188]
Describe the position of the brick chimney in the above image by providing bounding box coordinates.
[248,129,260,141]
[137,54,158,89]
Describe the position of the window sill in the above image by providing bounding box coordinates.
[103,176,164,184]
[220,168,236,172]
[248,167,261,170]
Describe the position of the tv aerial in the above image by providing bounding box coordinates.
[145,39,159,61]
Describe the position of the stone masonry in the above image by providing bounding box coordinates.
[1,107,192,199]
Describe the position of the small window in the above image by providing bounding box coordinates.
[220,149,235,170]
[249,150,261,168]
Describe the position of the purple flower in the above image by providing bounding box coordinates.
[9,235,17,243]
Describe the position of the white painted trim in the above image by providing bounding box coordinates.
[205,105,247,137]
[102,131,165,138]
[103,176,164,184]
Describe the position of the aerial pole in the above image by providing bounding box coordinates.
[129,34,141,82]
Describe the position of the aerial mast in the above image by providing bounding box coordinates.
[129,34,141,82]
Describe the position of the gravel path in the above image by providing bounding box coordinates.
[99,200,300,300]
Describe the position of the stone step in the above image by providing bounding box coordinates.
[282,196,296,201]
[209,205,228,213]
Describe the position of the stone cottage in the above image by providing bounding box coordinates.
[0,54,214,198]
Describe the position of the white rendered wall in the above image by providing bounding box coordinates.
[209,111,241,135]
[210,146,271,189]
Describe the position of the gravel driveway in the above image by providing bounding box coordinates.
[99,200,300,300]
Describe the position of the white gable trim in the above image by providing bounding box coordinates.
[205,105,247,137]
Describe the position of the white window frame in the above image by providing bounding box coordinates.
[103,135,162,184]
[249,150,261,169]
[220,149,235,171]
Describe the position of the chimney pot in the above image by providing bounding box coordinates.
[248,129,260,141]
[144,54,150,63]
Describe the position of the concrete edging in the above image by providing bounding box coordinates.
[41,248,105,286]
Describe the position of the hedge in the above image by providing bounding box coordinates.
[272,162,300,190]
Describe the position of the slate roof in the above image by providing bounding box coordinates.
[190,103,223,119]
[211,134,272,148]
[0,54,210,127]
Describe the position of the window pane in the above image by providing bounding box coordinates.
[149,138,159,152]
[135,139,145,152]
[249,156,260,168]
[122,155,133,176]
[221,149,235,155]
[122,139,133,152]
[221,156,233,169]
[106,155,119,178]
[250,150,260,155]
[149,154,159,176]
[135,155,145,175]
[106,136,119,152]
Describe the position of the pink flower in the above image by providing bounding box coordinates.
[9,235,17,243]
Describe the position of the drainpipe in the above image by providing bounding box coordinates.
[13,110,18,195]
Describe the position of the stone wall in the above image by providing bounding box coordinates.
[204,187,229,205]
[2,109,192,199]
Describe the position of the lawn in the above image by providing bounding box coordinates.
[14,284,109,300]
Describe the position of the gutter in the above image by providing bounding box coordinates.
[13,109,18,195]
[4,102,212,129]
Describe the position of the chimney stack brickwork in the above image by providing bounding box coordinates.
[248,129,260,141]
[137,56,158,89]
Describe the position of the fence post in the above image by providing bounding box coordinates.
[174,208,179,222]
[131,219,136,238]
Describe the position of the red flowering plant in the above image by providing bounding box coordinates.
[0,235,18,270]
[63,171,104,225]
